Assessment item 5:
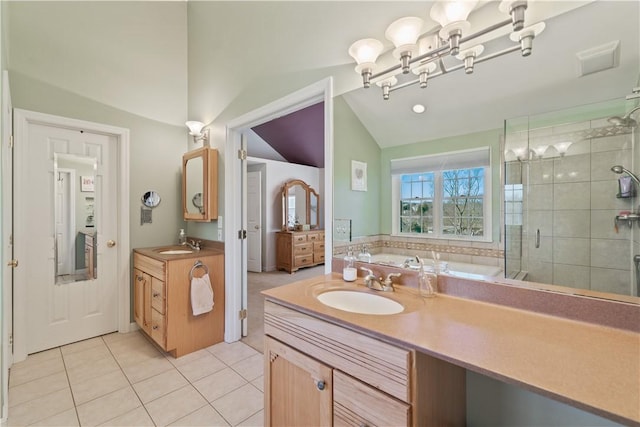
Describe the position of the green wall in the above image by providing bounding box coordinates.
[333,95,381,238]
[9,72,186,251]
[380,129,502,242]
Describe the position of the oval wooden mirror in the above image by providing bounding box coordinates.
[281,179,320,230]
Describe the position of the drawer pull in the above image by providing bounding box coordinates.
[315,380,325,391]
[137,276,143,281]
[152,325,159,330]
[153,292,160,298]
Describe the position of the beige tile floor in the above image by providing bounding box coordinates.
[8,332,264,427]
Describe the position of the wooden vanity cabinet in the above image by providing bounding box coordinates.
[264,301,465,427]
[276,230,325,273]
[133,251,225,357]
[265,336,333,426]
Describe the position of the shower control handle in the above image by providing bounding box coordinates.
[535,229,540,249]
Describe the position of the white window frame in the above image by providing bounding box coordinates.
[391,147,492,242]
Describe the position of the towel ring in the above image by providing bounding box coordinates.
[189,260,209,281]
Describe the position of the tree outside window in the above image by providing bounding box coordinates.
[442,168,484,237]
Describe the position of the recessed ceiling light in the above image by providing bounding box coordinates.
[412,104,425,114]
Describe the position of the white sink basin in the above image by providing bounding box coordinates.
[158,249,193,255]
[316,290,404,315]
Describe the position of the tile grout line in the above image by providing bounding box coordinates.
[99,333,157,427]
[58,346,83,427]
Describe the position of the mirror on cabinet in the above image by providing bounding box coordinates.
[281,179,320,230]
[182,147,218,221]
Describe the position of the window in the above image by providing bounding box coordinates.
[391,148,491,241]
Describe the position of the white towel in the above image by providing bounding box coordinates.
[191,273,214,316]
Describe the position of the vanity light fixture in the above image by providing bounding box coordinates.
[531,145,548,158]
[347,0,545,100]
[185,121,210,144]
[553,141,572,156]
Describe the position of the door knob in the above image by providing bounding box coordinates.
[7,259,18,268]
[254,225,260,230]
[107,240,116,248]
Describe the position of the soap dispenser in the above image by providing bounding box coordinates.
[178,229,186,245]
[343,247,357,282]
[358,244,372,263]
[417,256,436,298]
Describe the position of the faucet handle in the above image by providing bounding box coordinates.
[386,272,401,281]
[360,266,374,277]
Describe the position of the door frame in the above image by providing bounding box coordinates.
[12,109,130,362]
[1,70,12,424]
[224,78,333,342]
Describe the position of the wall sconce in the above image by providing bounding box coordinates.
[185,121,210,144]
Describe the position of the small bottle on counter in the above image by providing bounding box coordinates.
[343,247,357,282]
[178,229,186,245]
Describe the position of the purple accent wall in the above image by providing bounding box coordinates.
[252,102,324,168]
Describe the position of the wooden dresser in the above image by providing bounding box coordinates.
[276,230,325,273]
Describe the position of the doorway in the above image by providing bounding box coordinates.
[224,78,334,343]
[12,109,131,361]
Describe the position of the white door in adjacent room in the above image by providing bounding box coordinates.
[247,171,262,273]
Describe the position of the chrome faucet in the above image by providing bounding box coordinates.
[184,239,201,251]
[402,257,415,268]
[359,267,400,292]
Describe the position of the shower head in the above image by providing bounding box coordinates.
[608,105,640,127]
[611,165,640,185]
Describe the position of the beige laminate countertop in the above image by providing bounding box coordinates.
[262,273,640,426]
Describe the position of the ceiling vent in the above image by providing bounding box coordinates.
[576,40,620,77]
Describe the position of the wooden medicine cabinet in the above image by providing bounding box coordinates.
[182,147,218,221]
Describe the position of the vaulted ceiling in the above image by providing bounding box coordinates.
[239,0,638,167]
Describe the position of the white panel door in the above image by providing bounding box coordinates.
[247,171,262,273]
[20,122,118,354]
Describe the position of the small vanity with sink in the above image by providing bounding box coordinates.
[133,245,224,357]
[263,273,640,426]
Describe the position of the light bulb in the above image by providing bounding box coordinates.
[430,1,477,27]
[348,38,384,67]
[185,121,205,137]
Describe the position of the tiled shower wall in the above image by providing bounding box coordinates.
[518,126,635,295]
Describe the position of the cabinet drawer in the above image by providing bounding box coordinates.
[334,370,410,427]
[313,241,325,251]
[313,252,325,263]
[151,278,166,314]
[264,301,411,402]
[307,233,320,242]
[294,244,312,255]
[293,234,307,243]
[133,253,165,280]
[150,309,166,348]
[294,254,313,267]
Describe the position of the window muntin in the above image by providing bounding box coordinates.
[394,166,489,241]
[400,173,434,234]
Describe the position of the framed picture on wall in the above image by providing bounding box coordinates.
[81,176,95,192]
[351,160,367,192]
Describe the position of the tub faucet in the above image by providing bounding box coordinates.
[185,239,201,251]
[359,267,399,292]
[403,257,415,268]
